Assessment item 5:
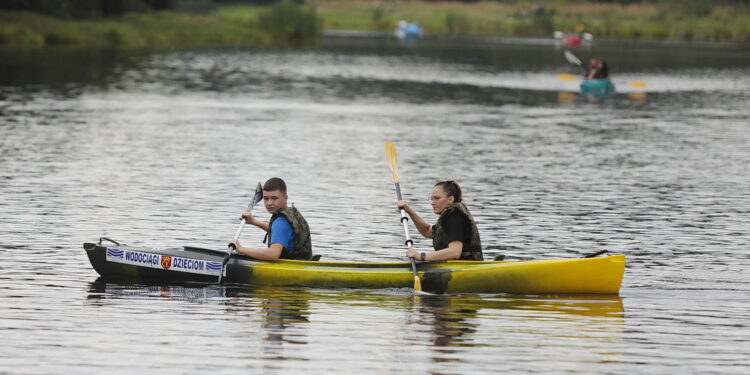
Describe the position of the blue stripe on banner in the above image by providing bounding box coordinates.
[107,248,124,258]
[205,262,222,270]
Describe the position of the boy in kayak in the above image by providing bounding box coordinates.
[227,177,312,260]
[397,180,483,262]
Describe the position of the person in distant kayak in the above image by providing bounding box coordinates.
[585,58,609,80]
[397,180,483,262]
[228,177,312,261]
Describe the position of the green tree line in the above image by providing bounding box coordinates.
[3,1,750,19]
[0,0,207,18]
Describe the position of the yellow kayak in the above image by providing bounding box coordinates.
[84,240,625,294]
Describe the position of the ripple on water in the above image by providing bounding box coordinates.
[1,42,750,374]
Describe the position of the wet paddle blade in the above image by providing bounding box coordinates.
[414,275,422,292]
[384,141,399,183]
[628,81,647,89]
[564,49,583,67]
[248,182,263,210]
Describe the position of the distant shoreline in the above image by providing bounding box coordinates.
[323,30,750,50]
[313,1,750,44]
[1,1,748,50]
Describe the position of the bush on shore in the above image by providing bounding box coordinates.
[257,0,321,46]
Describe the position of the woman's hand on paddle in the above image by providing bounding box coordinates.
[240,211,254,224]
[405,247,418,259]
[396,200,410,212]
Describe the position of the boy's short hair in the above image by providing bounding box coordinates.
[263,177,287,194]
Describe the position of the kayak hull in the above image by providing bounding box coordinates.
[581,78,615,99]
[83,242,625,294]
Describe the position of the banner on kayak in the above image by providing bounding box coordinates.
[106,248,222,276]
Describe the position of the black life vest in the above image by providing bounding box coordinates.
[432,202,483,261]
[265,206,313,260]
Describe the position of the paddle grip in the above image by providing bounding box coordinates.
[226,217,247,252]
[399,209,412,246]
[220,190,260,284]
[232,219,246,241]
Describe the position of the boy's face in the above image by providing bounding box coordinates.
[263,189,288,214]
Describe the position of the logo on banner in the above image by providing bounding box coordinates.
[161,255,173,269]
[105,248,222,276]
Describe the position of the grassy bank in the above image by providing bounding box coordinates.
[312,0,750,42]
[1,1,748,49]
[0,11,267,48]
[0,1,319,49]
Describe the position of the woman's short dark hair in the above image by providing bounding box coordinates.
[263,177,287,194]
[434,180,462,202]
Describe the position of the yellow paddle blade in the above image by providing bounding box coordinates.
[384,141,399,183]
[628,81,647,88]
[558,73,578,82]
[414,275,422,292]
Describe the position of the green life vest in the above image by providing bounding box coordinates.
[266,206,313,260]
[432,202,483,261]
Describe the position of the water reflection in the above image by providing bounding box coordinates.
[87,280,312,365]
[87,280,624,366]
[411,294,625,368]
[5,35,749,373]
[428,294,624,318]
[0,47,145,92]
[415,294,624,345]
[87,278,226,304]
[417,295,479,360]
[226,286,311,365]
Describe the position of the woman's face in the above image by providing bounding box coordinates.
[430,186,454,214]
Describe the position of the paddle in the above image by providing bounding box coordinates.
[561,50,584,82]
[384,141,423,292]
[219,181,263,283]
[562,49,647,89]
[564,49,584,69]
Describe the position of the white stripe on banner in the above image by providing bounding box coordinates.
[106,248,222,276]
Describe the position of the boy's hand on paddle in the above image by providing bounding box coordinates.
[240,211,254,224]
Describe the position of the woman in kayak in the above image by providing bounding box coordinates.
[585,58,609,80]
[397,180,483,262]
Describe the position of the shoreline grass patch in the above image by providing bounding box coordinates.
[310,0,750,42]
[1,1,749,49]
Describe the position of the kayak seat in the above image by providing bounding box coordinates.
[310,254,322,262]
[98,237,120,246]
[584,250,609,258]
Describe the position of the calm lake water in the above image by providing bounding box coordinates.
[1,36,749,374]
